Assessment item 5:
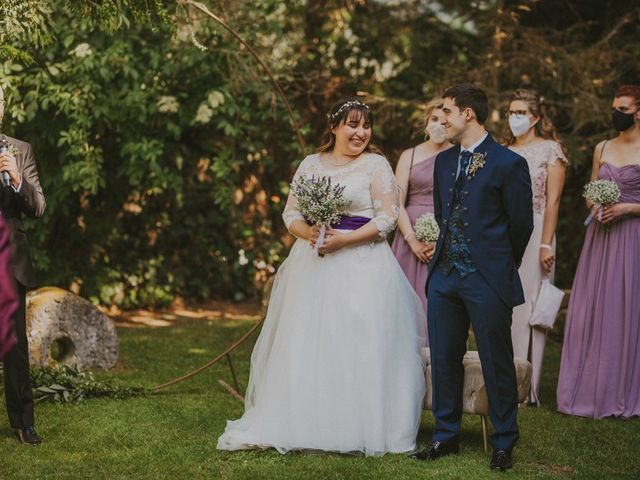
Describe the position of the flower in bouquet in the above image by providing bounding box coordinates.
[582,179,621,226]
[414,213,439,243]
[291,175,351,252]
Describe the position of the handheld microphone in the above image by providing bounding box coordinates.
[0,136,10,187]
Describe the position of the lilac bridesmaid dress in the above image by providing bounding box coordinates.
[391,153,436,345]
[557,162,640,418]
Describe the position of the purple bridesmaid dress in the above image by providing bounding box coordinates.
[557,163,640,418]
[391,153,436,345]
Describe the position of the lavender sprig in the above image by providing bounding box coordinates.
[291,175,351,226]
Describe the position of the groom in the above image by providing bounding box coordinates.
[412,84,533,470]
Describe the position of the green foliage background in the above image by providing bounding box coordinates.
[1,0,639,307]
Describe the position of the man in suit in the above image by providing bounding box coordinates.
[411,84,533,470]
[0,85,46,444]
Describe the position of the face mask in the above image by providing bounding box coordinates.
[612,109,636,132]
[426,123,447,143]
[508,114,531,137]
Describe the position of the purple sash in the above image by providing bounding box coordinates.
[306,215,372,230]
[332,215,372,230]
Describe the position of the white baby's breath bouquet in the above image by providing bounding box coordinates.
[291,174,351,252]
[582,179,621,226]
[414,213,440,243]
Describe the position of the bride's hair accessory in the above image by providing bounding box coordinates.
[327,99,370,121]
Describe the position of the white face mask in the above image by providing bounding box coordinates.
[508,114,532,137]
[426,123,447,144]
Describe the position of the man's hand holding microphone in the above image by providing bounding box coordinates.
[0,136,21,189]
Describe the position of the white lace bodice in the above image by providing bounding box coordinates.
[282,153,399,238]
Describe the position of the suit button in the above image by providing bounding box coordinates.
[467,175,471,181]
[464,191,469,196]
[464,222,469,227]
[447,202,451,207]
[466,238,472,243]
[443,219,448,224]
[463,207,468,212]
[451,172,456,177]
[449,188,453,193]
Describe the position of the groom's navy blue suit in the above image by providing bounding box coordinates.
[426,133,533,450]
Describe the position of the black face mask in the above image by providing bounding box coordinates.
[612,109,637,132]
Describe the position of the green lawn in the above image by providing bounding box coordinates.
[1,307,639,479]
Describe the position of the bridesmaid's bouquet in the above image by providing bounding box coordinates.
[582,179,621,226]
[414,213,440,243]
[291,175,351,252]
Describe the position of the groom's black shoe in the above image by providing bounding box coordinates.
[15,426,43,445]
[409,440,459,461]
[490,448,513,471]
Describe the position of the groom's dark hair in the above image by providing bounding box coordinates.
[442,83,489,125]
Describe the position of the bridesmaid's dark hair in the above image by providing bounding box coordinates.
[317,97,382,155]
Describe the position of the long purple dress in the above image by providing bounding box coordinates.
[391,153,436,345]
[557,163,640,418]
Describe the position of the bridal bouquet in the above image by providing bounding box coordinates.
[291,174,351,252]
[414,213,440,243]
[582,179,621,226]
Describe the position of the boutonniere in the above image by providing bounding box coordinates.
[467,152,487,178]
[8,145,20,157]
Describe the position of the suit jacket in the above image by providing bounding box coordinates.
[0,217,18,359]
[0,135,46,288]
[427,134,533,307]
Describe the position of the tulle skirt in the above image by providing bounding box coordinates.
[217,236,426,456]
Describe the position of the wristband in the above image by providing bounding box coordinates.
[404,232,416,241]
[540,244,552,251]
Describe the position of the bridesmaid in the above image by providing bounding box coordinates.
[0,217,17,360]
[503,89,568,405]
[391,98,452,343]
[557,85,640,418]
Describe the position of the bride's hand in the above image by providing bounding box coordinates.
[308,224,321,248]
[317,228,347,254]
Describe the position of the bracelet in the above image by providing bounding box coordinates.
[540,244,553,251]
[404,232,416,241]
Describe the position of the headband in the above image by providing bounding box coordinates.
[327,100,370,121]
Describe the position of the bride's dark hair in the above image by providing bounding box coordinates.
[317,97,383,155]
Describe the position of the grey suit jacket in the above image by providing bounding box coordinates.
[0,135,46,288]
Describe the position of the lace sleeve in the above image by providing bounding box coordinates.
[369,155,399,239]
[547,141,569,167]
[282,158,308,231]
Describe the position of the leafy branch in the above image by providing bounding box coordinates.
[29,364,146,403]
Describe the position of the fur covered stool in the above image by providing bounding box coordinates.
[421,347,532,451]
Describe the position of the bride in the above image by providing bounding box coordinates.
[217,98,426,456]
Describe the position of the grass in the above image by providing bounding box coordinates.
[1,305,639,479]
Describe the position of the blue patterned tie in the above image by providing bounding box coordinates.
[455,150,473,197]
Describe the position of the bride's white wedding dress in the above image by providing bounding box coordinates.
[217,153,426,456]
